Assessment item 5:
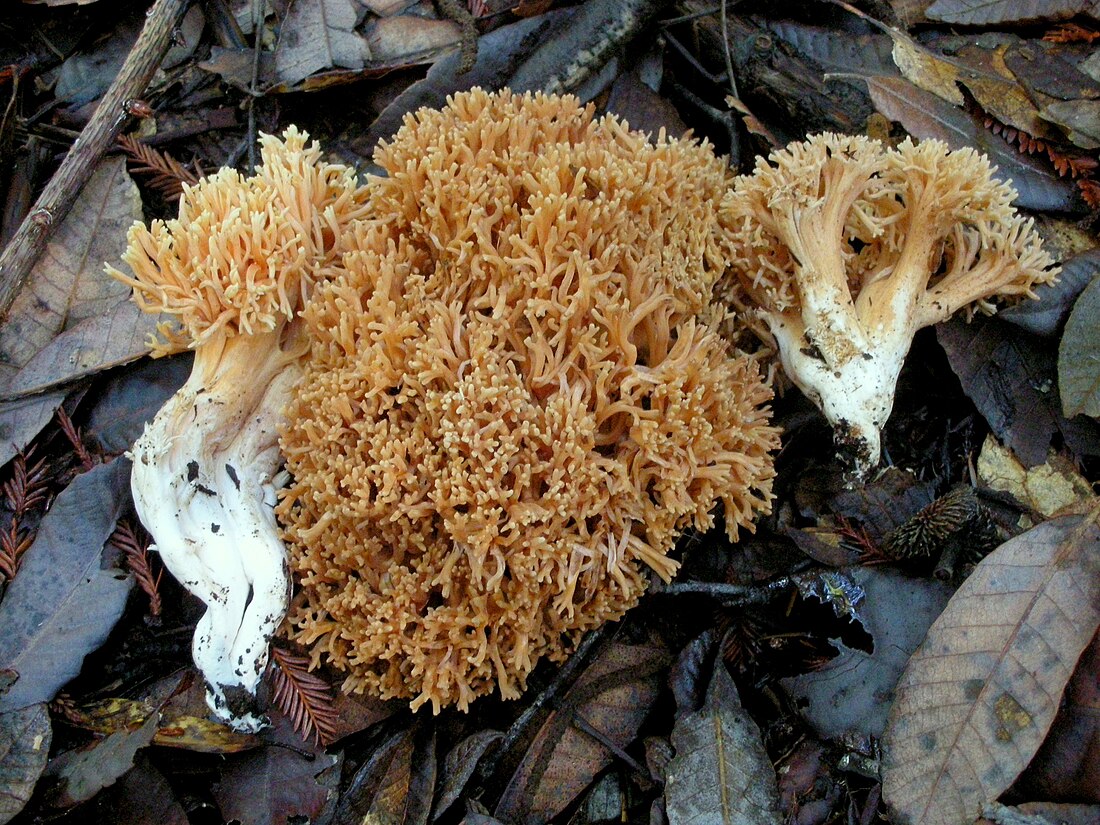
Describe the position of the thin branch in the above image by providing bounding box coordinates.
[0,0,191,320]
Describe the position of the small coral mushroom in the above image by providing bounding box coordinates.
[277,88,779,712]
[108,129,368,730]
[719,133,1058,476]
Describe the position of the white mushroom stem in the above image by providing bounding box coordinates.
[130,329,303,731]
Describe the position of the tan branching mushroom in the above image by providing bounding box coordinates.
[277,89,780,712]
[719,133,1058,477]
[108,128,369,730]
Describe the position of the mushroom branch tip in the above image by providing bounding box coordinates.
[277,87,780,713]
[718,132,1058,478]
[108,127,370,730]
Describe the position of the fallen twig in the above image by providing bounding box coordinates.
[0,0,191,320]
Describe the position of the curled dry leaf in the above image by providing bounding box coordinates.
[882,507,1100,825]
[433,729,503,820]
[333,722,435,825]
[273,0,371,86]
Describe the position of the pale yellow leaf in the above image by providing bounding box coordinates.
[976,435,1093,522]
[891,36,965,106]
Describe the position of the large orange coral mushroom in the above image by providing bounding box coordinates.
[719,133,1058,477]
[277,89,779,712]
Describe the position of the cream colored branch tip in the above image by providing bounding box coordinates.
[719,133,1058,477]
[107,128,368,730]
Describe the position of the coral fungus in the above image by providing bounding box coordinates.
[109,128,369,729]
[719,133,1058,477]
[278,89,779,712]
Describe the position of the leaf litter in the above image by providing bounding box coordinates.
[2,0,1100,822]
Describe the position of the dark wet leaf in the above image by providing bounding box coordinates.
[433,729,503,820]
[106,755,189,825]
[0,704,51,825]
[496,642,670,824]
[1059,273,1100,418]
[782,525,861,567]
[1000,248,1100,337]
[84,354,192,454]
[777,742,837,825]
[828,468,937,544]
[333,721,435,825]
[214,715,343,825]
[0,390,68,469]
[865,75,1079,212]
[781,569,952,739]
[46,711,159,808]
[937,315,1100,464]
[926,0,1092,25]
[761,18,895,76]
[54,20,139,105]
[670,630,718,716]
[1012,631,1100,800]
[356,10,569,161]
[605,57,688,139]
[882,509,1100,825]
[328,690,399,742]
[664,663,780,825]
[0,458,133,711]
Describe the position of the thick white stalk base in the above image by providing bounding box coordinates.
[130,335,299,731]
[771,316,911,480]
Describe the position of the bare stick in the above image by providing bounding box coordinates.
[0,0,191,320]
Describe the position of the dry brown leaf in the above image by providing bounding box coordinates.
[665,662,781,825]
[274,0,371,86]
[2,300,166,400]
[363,16,461,63]
[0,157,139,382]
[890,37,965,106]
[881,508,1100,825]
[496,642,670,823]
